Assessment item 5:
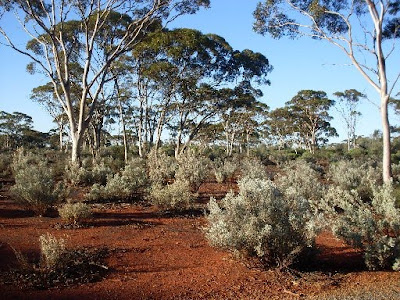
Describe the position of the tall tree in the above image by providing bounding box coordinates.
[254,0,400,182]
[286,90,337,153]
[334,89,366,151]
[0,0,209,163]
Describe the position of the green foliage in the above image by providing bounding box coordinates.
[322,184,400,270]
[176,149,211,190]
[0,151,12,177]
[39,233,66,269]
[147,148,177,185]
[11,150,66,215]
[275,160,324,209]
[58,201,92,224]
[149,180,195,211]
[86,158,148,201]
[213,158,238,183]
[206,176,317,268]
[327,159,381,200]
[64,159,113,186]
[239,157,268,179]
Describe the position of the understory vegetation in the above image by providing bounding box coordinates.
[2,138,400,281]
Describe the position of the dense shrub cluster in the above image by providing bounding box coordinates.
[149,180,196,211]
[176,149,211,190]
[213,158,238,183]
[147,149,177,185]
[64,159,112,186]
[322,184,400,270]
[11,150,66,215]
[327,159,381,199]
[239,157,268,180]
[86,158,148,201]
[206,176,317,268]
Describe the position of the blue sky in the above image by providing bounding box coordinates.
[0,1,396,143]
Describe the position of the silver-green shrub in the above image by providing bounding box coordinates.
[275,160,324,208]
[64,160,112,186]
[239,157,268,180]
[149,179,195,211]
[39,233,66,269]
[213,158,238,183]
[327,159,381,199]
[58,201,92,224]
[11,151,65,215]
[322,184,400,270]
[147,148,177,185]
[206,176,317,268]
[86,158,148,201]
[175,149,211,190]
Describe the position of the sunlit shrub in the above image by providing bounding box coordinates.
[64,160,112,186]
[327,159,381,200]
[322,184,400,270]
[86,158,148,201]
[275,160,324,207]
[213,158,238,183]
[147,148,177,185]
[149,180,195,211]
[11,151,65,215]
[239,157,268,180]
[58,201,92,224]
[206,176,317,268]
[175,149,211,190]
[39,233,66,269]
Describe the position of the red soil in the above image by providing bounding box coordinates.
[1,182,400,299]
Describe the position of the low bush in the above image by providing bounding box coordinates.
[239,157,268,180]
[275,160,324,209]
[149,180,195,211]
[147,148,177,185]
[322,184,400,270]
[58,201,92,225]
[8,234,108,289]
[206,176,317,268]
[11,151,66,215]
[176,149,211,190]
[327,159,381,200]
[213,158,238,183]
[64,160,112,186]
[86,158,148,201]
[0,152,12,177]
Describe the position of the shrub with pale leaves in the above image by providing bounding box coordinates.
[239,157,268,180]
[39,233,66,269]
[322,184,400,270]
[149,180,195,211]
[213,159,238,183]
[58,201,92,224]
[327,159,381,200]
[176,149,211,190]
[147,148,177,185]
[206,176,317,268]
[11,152,65,215]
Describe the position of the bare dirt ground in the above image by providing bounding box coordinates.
[1,180,400,299]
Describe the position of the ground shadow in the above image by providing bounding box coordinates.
[0,208,34,219]
[89,211,163,228]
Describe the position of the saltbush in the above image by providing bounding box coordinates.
[149,179,195,211]
[239,157,268,180]
[275,160,324,206]
[147,148,177,185]
[11,151,65,215]
[327,159,381,199]
[0,152,12,177]
[322,184,400,270]
[175,149,211,190]
[58,201,92,224]
[86,158,148,201]
[206,176,317,268]
[213,158,238,183]
[64,159,112,186]
[39,233,66,269]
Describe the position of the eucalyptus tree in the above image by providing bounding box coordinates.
[0,111,34,149]
[334,89,366,151]
[286,90,337,154]
[253,0,400,181]
[0,0,209,163]
[267,107,294,150]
